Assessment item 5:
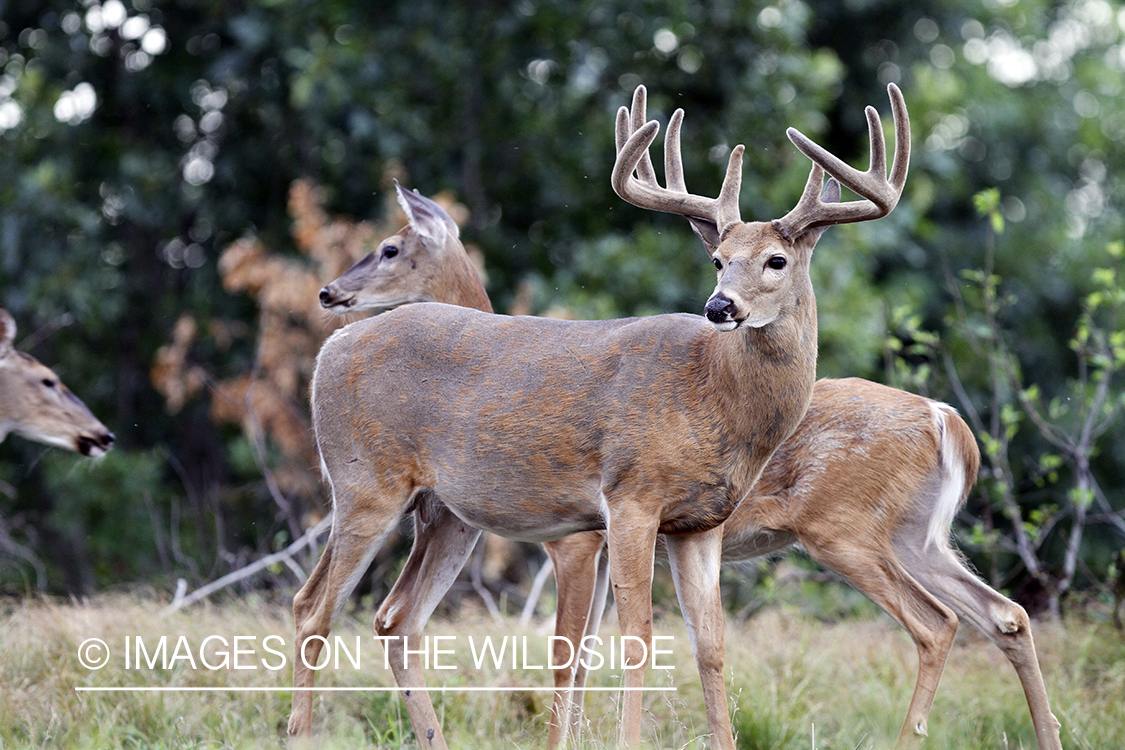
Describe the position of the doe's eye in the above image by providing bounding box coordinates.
[712,257,723,271]
[382,245,399,260]
[766,255,787,270]
[42,378,57,388]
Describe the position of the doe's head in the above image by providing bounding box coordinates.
[319,182,464,313]
[0,309,115,456]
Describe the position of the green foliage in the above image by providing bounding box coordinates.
[973,186,1004,234]
[40,448,188,588]
[544,225,716,319]
[887,188,1125,614]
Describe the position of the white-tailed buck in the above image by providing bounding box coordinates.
[540,83,1059,750]
[0,308,114,457]
[289,84,908,749]
[319,156,1061,750]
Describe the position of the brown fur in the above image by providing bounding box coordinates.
[307,170,1059,750]
[319,185,492,316]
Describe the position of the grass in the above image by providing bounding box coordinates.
[1,590,1122,749]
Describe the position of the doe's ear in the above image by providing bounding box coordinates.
[0,308,15,354]
[394,180,460,242]
[794,177,842,250]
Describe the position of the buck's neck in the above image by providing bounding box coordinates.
[703,280,818,485]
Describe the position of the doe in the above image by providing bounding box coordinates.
[0,308,114,456]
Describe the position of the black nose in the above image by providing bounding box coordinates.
[705,294,736,323]
[319,286,334,306]
[77,432,114,456]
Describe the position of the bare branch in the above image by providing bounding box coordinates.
[469,537,503,623]
[163,515,332,614]
[519,555,555,627]
[941,349,987,438]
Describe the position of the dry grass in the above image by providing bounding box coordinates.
[0,591,1121,749]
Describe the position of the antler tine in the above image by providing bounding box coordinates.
[628,85,659,187]
[887,82,910,193]
[664,109,687,193]
[783,163,826,224]
[717,145,744,229]
[865,104,887,184]
[614,105,632,157]
[611,85,745,229]
[612,120,720,220]
[785,109,890,210]
[664,108,742,228]
[774,82,910,239]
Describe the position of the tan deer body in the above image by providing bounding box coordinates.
[0,309,114,456]
[315,297,813,531]
[290,86,909,748]
[319,185,1061,750]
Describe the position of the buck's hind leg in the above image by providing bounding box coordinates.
[802,539,959,750]
[906,548,1063,750]
[374,497,481,750]
[288,515,398,739]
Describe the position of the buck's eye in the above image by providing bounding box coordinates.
[766,255,787,270]
[42,378,57,388]
[382,245,399,260]
[712,257,723,271]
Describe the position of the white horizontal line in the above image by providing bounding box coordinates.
[75,686,677,693]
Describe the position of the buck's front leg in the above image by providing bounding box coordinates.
[665,525,735,750]
[544,531,607,749]
[569,542,612,740]
[605,505,660,747]
[375,503,481,749]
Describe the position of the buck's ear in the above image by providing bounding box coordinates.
[794,177,842,250]
[686,216,721,253]
[394,181,460,242]
[0,308,16,354]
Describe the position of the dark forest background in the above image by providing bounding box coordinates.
[1,0,1122,621]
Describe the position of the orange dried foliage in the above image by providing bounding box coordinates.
[150,314,207,414]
